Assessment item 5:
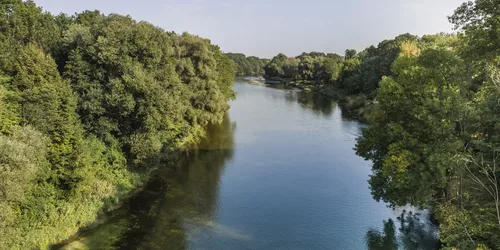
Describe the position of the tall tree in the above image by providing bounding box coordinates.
[356,48,467,207]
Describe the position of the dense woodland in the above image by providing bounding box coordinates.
[262,0,500,249]
[225,53,269,76]
[0,0,235,248]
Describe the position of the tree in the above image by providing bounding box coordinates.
[0,126,48,234]
[449,0,500,62]
[437,64,500,249]
[298,55,315,80]
[345,49,357,59]
[11,44,83,187]
[356,48,468,207]
[264,53,287,78]
[323,57,342,83]
[282,57,299,79]
[225,53,267,76]
[0,1,238,248]
[339,58,361,92]
[0,85,20,134]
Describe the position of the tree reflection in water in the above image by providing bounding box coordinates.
[59,116,236,250]
[366,210,440,250]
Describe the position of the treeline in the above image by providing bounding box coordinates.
[262,33,454,119]
[225,53,269,76]
[263,51,345,84]
[0,1,235,248]
[264,0,500,248]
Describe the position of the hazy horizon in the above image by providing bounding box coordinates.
[36,0,465,58]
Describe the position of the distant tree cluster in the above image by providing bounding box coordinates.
[0,1,235,248]
[263,52,344,83]
[263,33,419,94]
[262,33,457,118]
[225,53,269,76]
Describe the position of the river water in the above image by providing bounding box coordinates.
[61,80,438,250]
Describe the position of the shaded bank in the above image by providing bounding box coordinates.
[56,115,236,249]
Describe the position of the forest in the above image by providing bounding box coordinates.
[260,0,500,249]
[225,53,269,76]
[0,0,235,248]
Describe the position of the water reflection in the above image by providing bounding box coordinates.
[296,91,336,117]
[282,89,336,118]
[60,116,236,250]
[366,210,440,250]
[137,116,236,250]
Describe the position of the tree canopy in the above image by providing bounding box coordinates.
[225,53,269,76]
[0,1,235,248]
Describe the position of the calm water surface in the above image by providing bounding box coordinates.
[62,81,438,250]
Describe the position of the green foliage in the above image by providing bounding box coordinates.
[356,48,468,207]
[0,126,50,248]
[0,84,20,133]
[282,57,299,79]
[59,15,235,162]
[12,44,83,185]
[0,1,236,249]
[323,56,343,83]
[355,1,500,247]
[449,0,500,63]
[298,55,316,80]
[215,48,237,100]
[225,53,268,76]
[345,49,357,59]
[263,52,344,85]
[0,0,60,53]
[0,126,47,222]
[436,64,500,249]
[264,53,288,78]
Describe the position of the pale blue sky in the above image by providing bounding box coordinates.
[36,0,465,58]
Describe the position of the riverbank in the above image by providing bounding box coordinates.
[49,134,222,249]
[51,167,172,250]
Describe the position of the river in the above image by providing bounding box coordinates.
[60,80,439,250]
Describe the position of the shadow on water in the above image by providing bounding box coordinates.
[266,83,364,121]
[59,115,236,250]
[365,210,440,250]
[281,89,336,118]
[295,91,335,117]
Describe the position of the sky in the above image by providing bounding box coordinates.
[35,0,465,58]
